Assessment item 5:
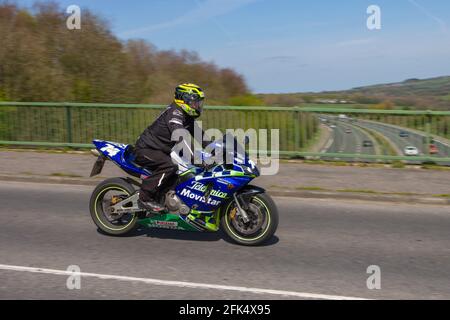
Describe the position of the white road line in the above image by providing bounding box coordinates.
[321,136,334,153]
[320,125,335,153]
[0,264,368,300]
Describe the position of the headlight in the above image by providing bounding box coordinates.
[243,166,253,174]
[243,160,259,176]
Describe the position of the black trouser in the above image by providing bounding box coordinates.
[134,148,178,201]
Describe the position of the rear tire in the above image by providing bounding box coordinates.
[89,178,139,236]
[220,193,278,246]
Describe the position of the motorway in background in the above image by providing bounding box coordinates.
[318,115,450,166]
[355,119,450,166]
[320,116,378,162]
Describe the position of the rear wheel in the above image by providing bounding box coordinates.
[89,178,139,236]
[220,193,278,246]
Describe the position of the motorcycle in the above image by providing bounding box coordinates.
[88,135,278,246]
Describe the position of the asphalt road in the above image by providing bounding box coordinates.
[1,181,449,300]
[357,120,450,165]
[322,119,377,161]
[319,116,450,165]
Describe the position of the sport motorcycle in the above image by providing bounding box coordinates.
[88,135,278,246]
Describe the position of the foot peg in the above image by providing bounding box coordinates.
[138,198,165,214]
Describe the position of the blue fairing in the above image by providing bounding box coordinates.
[93,140,151,178]
[175,175,252,212]
[93,137,257,213]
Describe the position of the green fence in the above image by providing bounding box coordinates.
[299,107,450,164]
[0,102,318,153]
[1,102,450,164]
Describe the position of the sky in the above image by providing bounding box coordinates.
[14,0,450,93]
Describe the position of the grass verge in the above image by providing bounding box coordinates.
[50,172,84,178]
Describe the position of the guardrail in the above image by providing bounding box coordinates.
[297,107,450,164]
[0,102,317,154]
[1,102,450,164]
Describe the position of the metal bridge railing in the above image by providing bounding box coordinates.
[1,102,450,164]
[0,102,317,154]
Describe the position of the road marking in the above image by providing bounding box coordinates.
[0,264,368,300]
[321,136,334,153]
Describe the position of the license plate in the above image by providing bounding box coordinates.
[90,155,106,177]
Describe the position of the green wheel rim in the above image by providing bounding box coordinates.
[94,186,135,231]
[224,196,271,242]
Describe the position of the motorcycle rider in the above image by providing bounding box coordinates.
[134,83,208,212]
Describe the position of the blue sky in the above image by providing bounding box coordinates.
[16,0,450,93]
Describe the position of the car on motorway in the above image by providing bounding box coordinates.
[399,131,409,138]
[330,124,336,128]
[345,128,352,133]
[429,144,439,154]
[363,140,373,147]
[404,146,419,156]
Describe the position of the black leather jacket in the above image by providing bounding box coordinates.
[135,103,208,154]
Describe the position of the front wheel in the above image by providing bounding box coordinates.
[220,193,278,246]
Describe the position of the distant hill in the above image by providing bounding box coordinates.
[349,76,450,98]
[259,76,450,110]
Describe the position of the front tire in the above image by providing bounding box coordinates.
[220,193,278,246]
[89,178,139,236]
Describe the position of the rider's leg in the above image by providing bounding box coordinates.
[134,148,178,211]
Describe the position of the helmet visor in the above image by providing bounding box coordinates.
[191,97,204,114]
[185,93,204,115]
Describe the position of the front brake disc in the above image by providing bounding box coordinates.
[231,203,264,235]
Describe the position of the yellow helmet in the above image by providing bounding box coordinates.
[174,83,205,118]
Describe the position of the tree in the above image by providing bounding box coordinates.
[0,1,250,104]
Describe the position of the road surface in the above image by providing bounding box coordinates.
[321,117,377,161]
[356,119,450,165]
[319,115,450,165]
[1,181,449,300]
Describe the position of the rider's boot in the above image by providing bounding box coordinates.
[138,192,165,215]
[138,198,165,214]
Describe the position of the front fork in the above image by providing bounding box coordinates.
[227,186,267,225]
[233,193,250,223]
[189,187,266,232]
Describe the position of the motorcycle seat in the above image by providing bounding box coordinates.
[123,145,147,171]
